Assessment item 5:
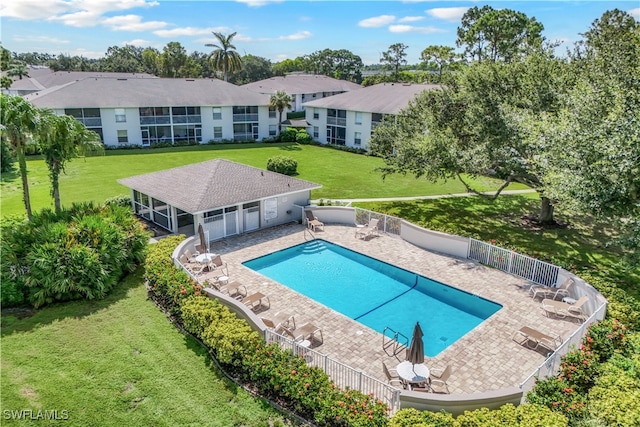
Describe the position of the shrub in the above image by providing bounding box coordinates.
[1,138,14,172]
[0,203,149,307]
[390,407,456,426]
[279,128,298,142]
[582,318,628,363]
[526,376,588,422]
[457,404,568,427]
[558,348,600,394]
[295,130,312,144]
[588,352,640,427]
[104,194,131,207]
[266,155,298,176]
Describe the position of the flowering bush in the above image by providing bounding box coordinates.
[526,376,587,422]
[582,318,627,363]
[558,348,599,394]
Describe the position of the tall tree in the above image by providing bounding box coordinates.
[205,32,243,82]
[457,6,544,62]
[420,45,458,82]
[7,60,30,80]
[102,45,144,73]
[380,43,408,82]
[229,54,273,84]
[541,9,640,263]
[0,94,40,219]
[369,51,567,224]
[141,47,160,76]
[269,90,292,136]
[159,42,188,78]
[38,113,103,212]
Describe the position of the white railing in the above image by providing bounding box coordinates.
[468,238,559,286]
[354,208,402,236]
[265,329,401,413]
[518,300,608,396]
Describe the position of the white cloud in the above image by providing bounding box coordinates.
[426,7,469,23]
[398,16,424,23]
[13,35,70,44]
[278,31,312,41]
[102,14,167,31]
[154,26,230,37]
[629,8,640,20]
[122,38,152,47]
[359,15,396,28]
[389,25,445,34]
[236,0,283,7]
[1,0,159,21]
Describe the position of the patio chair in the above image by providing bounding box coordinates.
[207,255,229,276]
[355,218,380,240]
[183,249,198,263]
[283,323,323,346]
[218,281,247,299]
[512,326,563,353]
[530,278,575,301]
[180,254,206,276]
[262,311,296,332]
[541,295,588,322]
[241,292,270,311]
[429,365,451,393]
[305,210,324,232]
[429,364,452,380]
[382,362,405,388]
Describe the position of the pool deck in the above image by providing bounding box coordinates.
[198,223,580,394]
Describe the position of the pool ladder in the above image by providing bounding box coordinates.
[304,227,316,241]
[382,327,409,360]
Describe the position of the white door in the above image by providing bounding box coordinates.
[205,214,224,240]
[243,206,260,232]
[225,210,238,236]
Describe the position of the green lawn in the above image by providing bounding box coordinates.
[0,143,526,217]
[355,195,640,296]
[0,271,291,427]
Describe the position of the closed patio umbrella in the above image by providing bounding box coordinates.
[197,223,207,253]
[406,322,425,367]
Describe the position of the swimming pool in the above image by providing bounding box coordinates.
[243,239,502,356]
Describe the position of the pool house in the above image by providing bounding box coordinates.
[118,159,321,241]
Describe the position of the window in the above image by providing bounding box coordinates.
[355,111,362,125]
[313,108,319,119]
[269,124,277,136]
[212,107,222,120]
[313,126,319,138]
[354,131,362,146]
[268,107,276,118]
[117,130,128,144]
[115,108,126,123]
[213,126,222,139]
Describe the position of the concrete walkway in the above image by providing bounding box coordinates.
[312,189,536,204]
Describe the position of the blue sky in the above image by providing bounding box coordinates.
[1,1,638,65]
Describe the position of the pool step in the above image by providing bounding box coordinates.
[300,241,326,254]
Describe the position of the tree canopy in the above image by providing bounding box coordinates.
[205,32,243,82]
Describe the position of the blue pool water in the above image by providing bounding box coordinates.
[243,240,501,356]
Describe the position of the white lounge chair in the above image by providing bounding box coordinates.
[541,295,588,322]
[530,278,574,300]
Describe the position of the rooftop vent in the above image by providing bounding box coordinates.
[117,78,127,81]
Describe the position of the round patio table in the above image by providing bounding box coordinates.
[396,361,430,385]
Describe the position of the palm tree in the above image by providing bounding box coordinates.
[269,90,292,136]
[205,32,243,82]
[38,113,103,212]
[7,60,30,80]
[0,94,40,219]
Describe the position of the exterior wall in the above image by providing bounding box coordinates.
[80,104,277,147]
[306,107,376,150]
[399,387,523,416]
[260,191,310,228]
[401,220,470,259]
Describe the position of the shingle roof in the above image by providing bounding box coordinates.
[118,159,321,213]
[24,77,270,108]
[7,68,155,91]
[303,82,441,114]
[242,74,361,95]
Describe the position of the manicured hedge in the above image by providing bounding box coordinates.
[267,155,298,176]
[145,237,389,426]
[0,202,149,307]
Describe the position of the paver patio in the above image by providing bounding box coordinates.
[197,223,581,394]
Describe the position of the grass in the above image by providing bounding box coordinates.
[355,195,640,297]
[0,270,291,427]
[0,143,527,217]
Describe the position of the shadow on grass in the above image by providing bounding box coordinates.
[358,195,639,286]
[0,268,144,337]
